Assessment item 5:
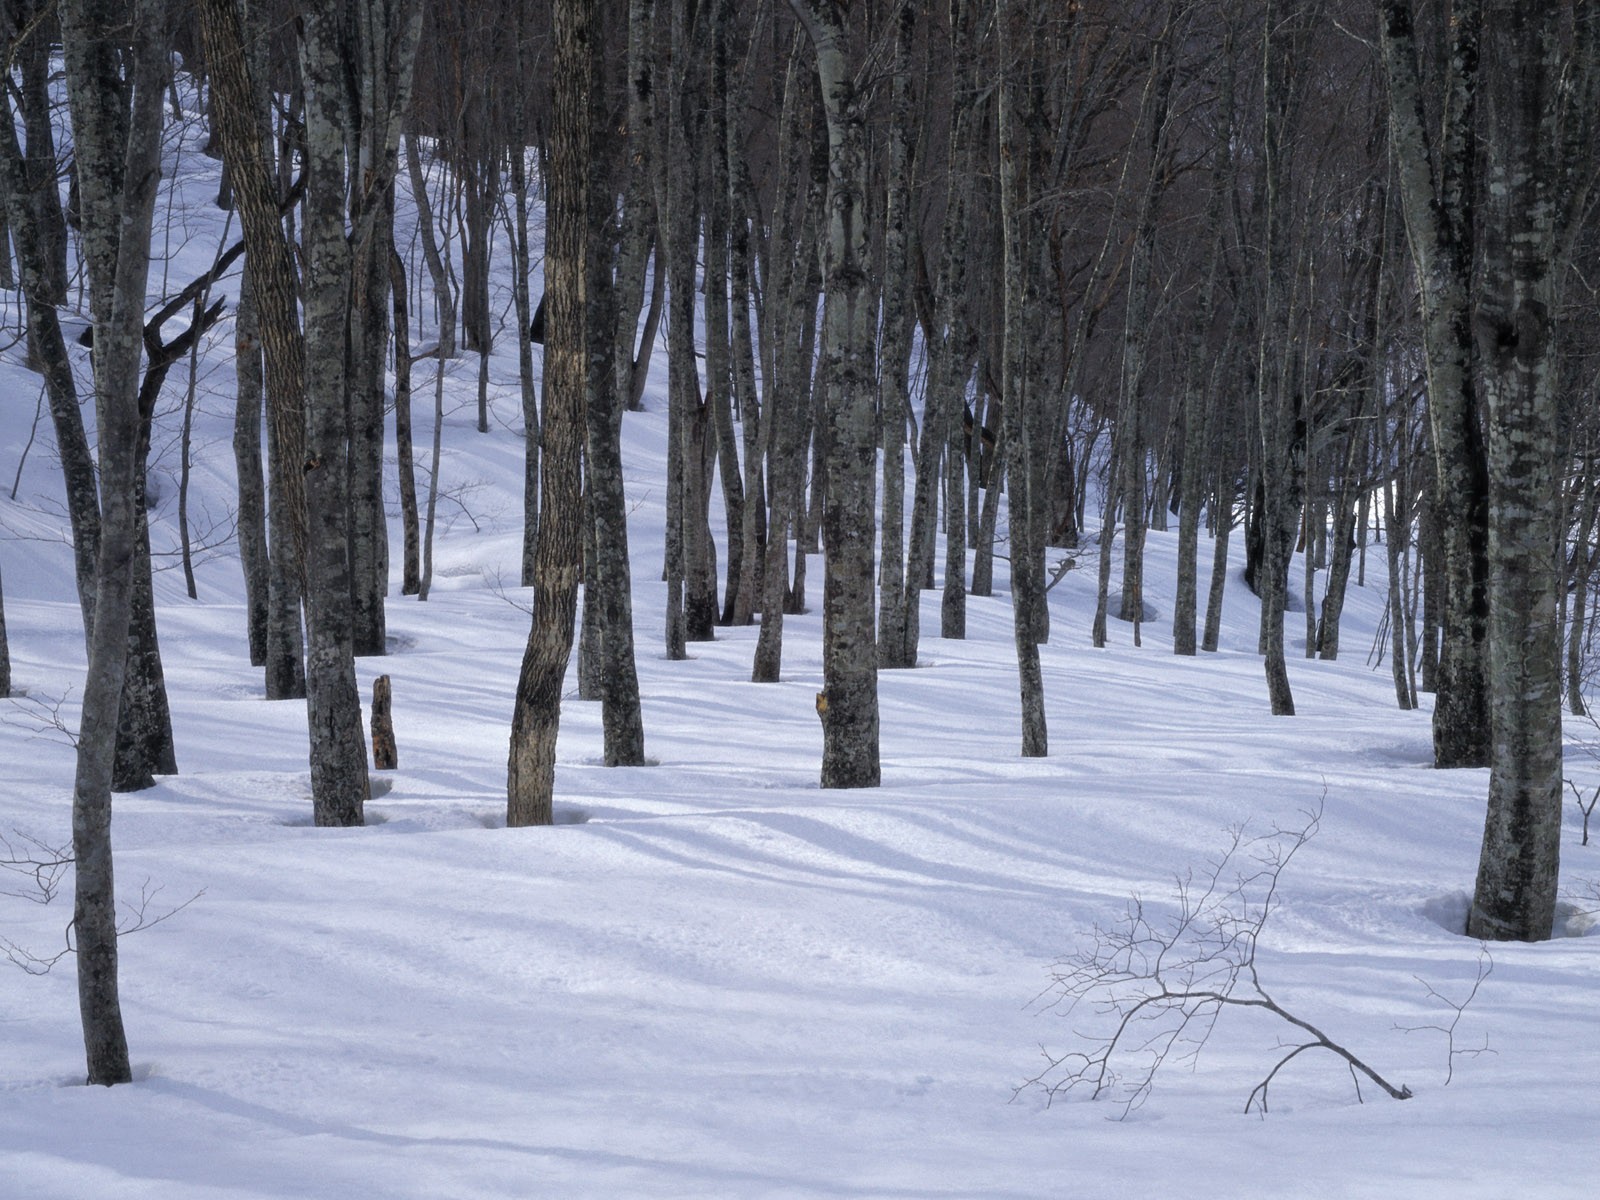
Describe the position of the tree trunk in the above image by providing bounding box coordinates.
[728,21,768,629]
[1379,0,1492,767]
[233,257,270,662]
[791,0,881,788]
[508,0,591,826]
[584,0,652,766]
[998,0,1045,756]
[199,0,309,703]
[891,0,978,668]
[58,0,170,1087]
[0,34,100,641]
[752,35,821,684]
[391,248,422,596]
[1468,0,1595,941]
[299,0,373,827]
[405,128,456,359]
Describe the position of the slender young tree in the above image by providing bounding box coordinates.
[233,258,270,664]
[584,0,651,767]
[876,0,917,668]
[997,0,1046,756]
[57,0,171,1087]
[346,0,426,658]
[0,557,8,699]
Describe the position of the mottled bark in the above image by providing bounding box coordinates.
[728,11,768,629]
[1116,27,1177,628]
[584,0,645,765]
[1468,0,1595,941]
[234,259,270,663]
[890,0,977,669]
[58,0,170,1087]
[790,0,881,788]
[0,65,101,640]
[507,0,590,826]
[299,0,372,826]
[998,0,1045,756]
[0,559,8,697]
[661,4,717,645]
[199,0,308,702]
[1379,0,1492,767]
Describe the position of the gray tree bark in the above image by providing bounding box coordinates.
[390,248,422,596]
[752,35,822,684]
[233,259,270,664]
[299,0,375,826]
[57,0,170,1087]
[199,0,308,702]
[1468,0,1596,942]
[584,0,652,766]
[997,0,1046,757]
[0,559,9,698]
[790,0,881,789]
[1379,0,1493,767]
[889,0,978,669]
[507,0,590,826]
[876,0,916,666]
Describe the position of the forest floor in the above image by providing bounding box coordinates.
[3,107,1599,1200]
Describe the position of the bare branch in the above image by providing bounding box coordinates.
[1021,800,1414,1116]
[1397,944,1495,1086]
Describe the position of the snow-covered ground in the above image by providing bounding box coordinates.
[3,101,1598,1200]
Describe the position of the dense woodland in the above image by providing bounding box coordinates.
[3,0,1599,1088]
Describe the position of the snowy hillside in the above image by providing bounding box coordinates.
[3,84,1599,1200]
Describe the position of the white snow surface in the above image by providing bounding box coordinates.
[3,106,1599,1200]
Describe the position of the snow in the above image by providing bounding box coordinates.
[3,96,1599,1200]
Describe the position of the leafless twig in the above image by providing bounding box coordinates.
[3,690,80,749]
[1396,944,1494,1085]
[1021,801,1413,1117]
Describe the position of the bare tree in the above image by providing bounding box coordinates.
[1468,0,1599,941]
[57,0,171,1086]
[788,0,881,788]
[1378,0,1492,768]
[198,0,308,703]
[507,0,590,826]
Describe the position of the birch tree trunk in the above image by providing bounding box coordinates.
[1252,0,1310,717]
[728,10,769,629]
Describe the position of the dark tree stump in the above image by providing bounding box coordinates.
[371,674,397,770]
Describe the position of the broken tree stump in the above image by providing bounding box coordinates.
[371,674,397,770]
